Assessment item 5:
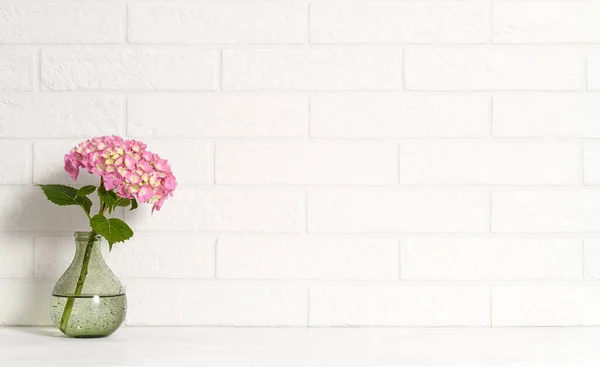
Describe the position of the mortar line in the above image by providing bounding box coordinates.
[582,239,586,280]
[214,238,218,279]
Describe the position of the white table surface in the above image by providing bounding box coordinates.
[1,327,599,367]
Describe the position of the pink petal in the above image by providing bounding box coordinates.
[64,155,79,181]
[117,185,133,199]
[138,160,153,173]
[124,155,137,170]
[152,196,167,213]
[154,159,170,172]
[125,172,141,185]
[142,151,153,161]
[137,185,153,202]
[163,175,177,190]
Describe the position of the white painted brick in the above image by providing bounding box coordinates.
[35,235,215,279]
[34,237,79,279]
[494,95,600,137]
[308,189,489,233]
[125,188,305,232]
[0,140,31,184]
[0,95,123,138]
[0,233,33,278]
[127,281,307,326]
[310,94,489,138]
[405,49,582,90]
[216,141,397,185]
[111,234,214,279]
[494,1,600,43]
[143,140,213,185]
[492,285,600,326]
[3,1,599,328]
[34,140,100,185]
[310,285,489,326]
[311,1,487,44]
[41,49,218,91]
[399,142,579,185]
[0,187,91,231]
[585,144,600,185]
[0,3,124,44]
[127,94,307,138]
[492,190,600,233]
[585,240,600,280]
[129,3,307,44]
[0,280,52,325]
[0,51,33,91]
[217,238,398,280]
[401,239,583,281]
[223,49,403,91]
[588,50,600,90]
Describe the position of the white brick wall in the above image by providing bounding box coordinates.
[0,0,598,327]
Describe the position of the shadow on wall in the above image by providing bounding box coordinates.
[0,168,93,327]
[1,186,91,232]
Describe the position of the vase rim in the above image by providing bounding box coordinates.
[74,231,101,240]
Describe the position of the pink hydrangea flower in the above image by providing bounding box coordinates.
[64,136,176,212]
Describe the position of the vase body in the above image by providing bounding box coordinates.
[50,232,127,337]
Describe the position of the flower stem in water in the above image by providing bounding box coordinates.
[59,230,97,333]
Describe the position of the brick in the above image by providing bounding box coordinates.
[0,234,33,278]
[585,240,600,280]
[0,51,33,91]
[492,190,600,233]
[223,49,403,91]
[311,1,487,43]
[129,3,306,44]
[588,50,600,90]
[399,142,579,185]
[0,3,124,44]
[310,285,489,326]
[0,140,31,184]
[41,49,218,91]
[34,235,215,279]
[0,280,52,325]
[125,188,305,232]
[494,95,600,137]
[405,49,582,90]
[494,2,600,43]
[310,94,489,138]
[143,140,213,185]
[217,238,398,280]
[585,144,600,185]
[308,189,489,233]
[127,280,307,326]
[127,94,307,138]
[401,239,582,281]
[216,141,397,185]
[0,95,123,138]
[492,285,600,326]
[0,187,91,231]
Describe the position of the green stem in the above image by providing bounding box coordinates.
[59,230,97,333]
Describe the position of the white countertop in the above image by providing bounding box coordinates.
[1,327,599,366]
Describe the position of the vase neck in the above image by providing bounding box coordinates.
[73,232,104,264]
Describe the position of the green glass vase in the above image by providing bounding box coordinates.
[50,232,127,338]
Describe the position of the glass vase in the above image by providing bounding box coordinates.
[50,232,127,337]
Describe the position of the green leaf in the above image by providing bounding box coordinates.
[77,185,96,197]
[130,198,138,211]
[89,214,133,250]
[37,184,93,217]
[115,198,131,207]
[97,185,118,214]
